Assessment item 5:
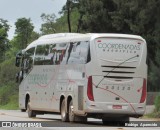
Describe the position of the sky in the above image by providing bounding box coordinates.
[0,0,67,39]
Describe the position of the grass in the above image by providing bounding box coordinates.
[0,103,18,110]
[145,111,160,118]
[0,94,19,110]
[0,82,19,110]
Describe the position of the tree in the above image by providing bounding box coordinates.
[29,31,40,43]
[40,13,56,34]
[61,0,79,32]
[15,18,34,49]
[77,0,117,32]
[76,0,85,33]
[73,0,160,91]
[0,18,10,62]
[66,0,72,32]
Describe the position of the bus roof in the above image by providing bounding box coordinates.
[25,33,145,51]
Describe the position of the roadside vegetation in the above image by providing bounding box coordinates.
[0,0,160,112]
[0,58,19,109]
[155,94,160,115]
[144,94,160,119]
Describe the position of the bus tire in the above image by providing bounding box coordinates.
[61,99,69,122]
[21,109,26,112]
[27,101,36,118]
[68,100,87,122]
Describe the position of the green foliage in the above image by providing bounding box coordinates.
[74,0,160,91]
[152,93,160,118]
[56,8,80,33]
[79,0,116,32]
[0,57,19,109]
[0,17,39,109]
[0,82,18,109]
[1,0,160,110]
[5,44,19,60]
[15,18,34,49]
[0,58,20,84]
[0,19,10,62]
[40,8,81,34]
[41,13,56,34]
[148,49,160,91]
[30,31,40,42]
[155,94,160,112]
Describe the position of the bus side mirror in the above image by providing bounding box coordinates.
[15,56,21,67]
[15,50,24,67]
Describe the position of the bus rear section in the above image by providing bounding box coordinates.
[85,35,147,120]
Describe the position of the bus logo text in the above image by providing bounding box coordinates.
[98,43,141,51]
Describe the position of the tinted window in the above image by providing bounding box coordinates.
[34,42,90,65]
[67,41,90,64]
[43,44,52,65]
[34,43,67,65]
[34,45,46,65]
[23,47,35,74]
[51,43,67,65]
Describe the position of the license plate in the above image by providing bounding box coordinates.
[112,105,122,109]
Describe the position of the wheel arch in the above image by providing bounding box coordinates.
[60,95,65,111]
[67,95,73,112]
[25,93,30,110]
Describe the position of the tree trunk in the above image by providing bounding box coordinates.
[77,14,83,33]
[67,0,71,32]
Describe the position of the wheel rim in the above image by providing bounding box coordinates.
[27,103,31,117]
[27,100,30,111]
[27,104,30,112]
[61,101,66,118]
[69,102,74,121]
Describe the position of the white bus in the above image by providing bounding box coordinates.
[15,33,147,123]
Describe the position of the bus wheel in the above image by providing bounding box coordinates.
[61,99,69,122]
[27,101,36,118]
[68,100,74,122]
[68,100,87,122]
[21,109,26,112]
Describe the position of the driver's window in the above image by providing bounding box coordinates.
[23,47,35,74]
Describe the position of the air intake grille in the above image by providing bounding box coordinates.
[101,65,136,79]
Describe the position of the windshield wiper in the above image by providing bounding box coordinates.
[96,55,139,88]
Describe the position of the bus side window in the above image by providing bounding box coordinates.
[34,45,45,65]
[49,44,57,65]
[43,44,51,65]
[79,41,90,64]
[66,42,74,64]
[49,43,67,65]
[60,43,69,65]
[67,41,89,64]
[23,47,35,74]
[87,45,91,63]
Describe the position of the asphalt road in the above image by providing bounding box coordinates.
[0,110,159,130]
